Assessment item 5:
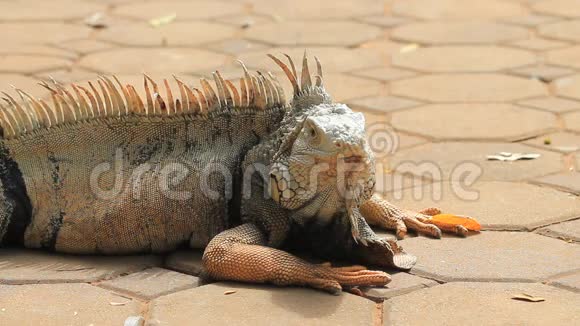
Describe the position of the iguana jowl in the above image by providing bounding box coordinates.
[0,54,467,294]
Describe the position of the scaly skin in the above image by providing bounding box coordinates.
[0,53,464,294]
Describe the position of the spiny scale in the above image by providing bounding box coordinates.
[0,53,325,140]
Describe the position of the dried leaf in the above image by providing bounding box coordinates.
[124,316,145,326]
[487,152,540,161]
[84,12,107,29]
[511,293,545,302]
[430,214,481,231]
[224,290,237,295]
[149,13,177,27]
[109,301,128,306]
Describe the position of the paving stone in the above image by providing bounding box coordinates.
[510,64,574,82]
[388,142,564,181]
[351,67,417,82]
[0,283,141,325]
[0,44,76,59]
[0,22,91,45]
[392,103,556,141]
[57,39,115,55]
[114,0,244,21]
[393,0,525,20]
[0,0,104,21]
[97,22,237,47]
[393,46,536,73]
[539,217,580,243]
[525,132,580,153]
[149,282,376,325]
[503,14,561,27]
[533,172,580,195]
[246,21,383,47]
[391,74,547,102]
[164,250,204,276]
[358,39,406,56]
[548,46,580,69]
[79,48,228,74]
[348,96,421,113]
[564,111,580,132]
[541,20,580,43]
[312,73,384,102]
[391,21,529,45]
[386,282,580,325]
[550,272,580,292]
[509,38,570,51]
[0,249,161,284]
[553,75,580,101]
[398,232,580,281]
[362,272,437,300]
[0,55,71,74]
[357,16,410,28]
[0,74,50,99]
[375,172,432,195]
[215,14,273,28]
[206,39,270,55]
[518,96,580,113]
[237,47,384,73]
[386,181,580,230]
[98,267,199,300]
[249,0,384,20]
[533,0,580,18]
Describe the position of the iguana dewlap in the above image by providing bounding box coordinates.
[0,54,467,294]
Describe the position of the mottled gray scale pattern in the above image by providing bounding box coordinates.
[3,109,284,254]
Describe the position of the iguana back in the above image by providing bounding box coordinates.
[0,73,285,254]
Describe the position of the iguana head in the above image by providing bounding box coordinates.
[267,54,375,237]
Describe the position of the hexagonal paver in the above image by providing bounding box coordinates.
[352,67,417,82]
[357,16,410,28]
[510,65,574,82]
[385,181,580,230]
[165,250,204,276]
[538,218,580,243]
[533,0,580,18]
[0,0,104,20]
[149,282,376,325]
[0,22,91,45]
[386,283,580,325]
[392,46,536,73]
[540,20,580,42]
[0,55,71,74]
[503,14,560,27]
[207,39,270,55]
[348,96,421,113]
[97,22,237,47]
[216,14,273,27]
[391,21,528,45]
[510,38,569,51]
[362,272,437,300]
[0,249,161,284]
[564,111,580,132]
[98,267,199,300]
[57,39,115,55]
[399,232,580,281]
[246,22,382,47]
[374,172,432,194]
[0,44,75,59]
[534,172,580,195]
[250,0,384,19]
[391,74,547,102]
[387,142,564,181]
[0,283,140,325]
[525,132,580,153]
[114,0,244,21]
[35,68,97,85]
[518,96,580,113]
[392,103,556,141]
[550,272,580,292]
[548,46,580,69]
[393,0,525,20]
[237,47,384,73]
[79,48,228,74]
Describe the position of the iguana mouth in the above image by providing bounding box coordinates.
[342,155,363,164]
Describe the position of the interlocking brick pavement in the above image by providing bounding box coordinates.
[0,0,578,325]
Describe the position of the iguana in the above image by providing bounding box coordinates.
[0,53,467,294]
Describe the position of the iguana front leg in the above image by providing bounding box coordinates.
[202,223,391,294]
[360,194,468,239]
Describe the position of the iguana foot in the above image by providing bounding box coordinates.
[360,194,468,239]
[203,224,391,295]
